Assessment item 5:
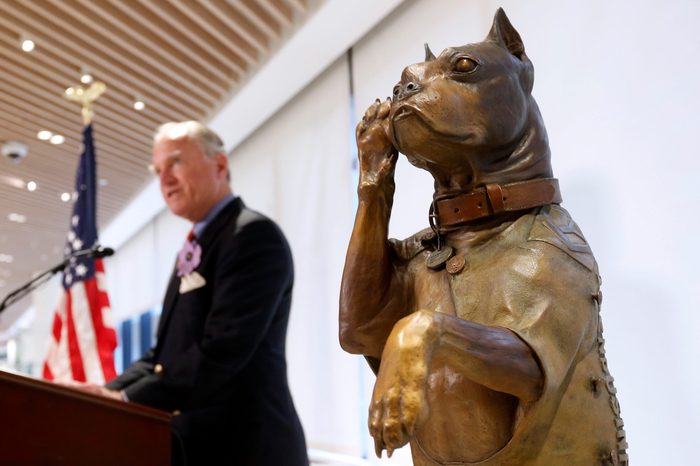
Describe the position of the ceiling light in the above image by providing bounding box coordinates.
[8,213,27,223]
[26,181,37,191]
[0,175,25,189]
[21,38,35,52]
[133,100,146,111]
[0,254,14,263]
[99,178,108,186]
[37,130,52,140]
[60,192,71,202]
[79,66,94,84]
[50,134,65,145]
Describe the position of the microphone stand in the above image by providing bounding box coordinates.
[0,245,113,314]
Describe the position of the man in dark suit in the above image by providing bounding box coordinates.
[74,121,308,465]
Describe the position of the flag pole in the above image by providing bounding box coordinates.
[43,79,117,383]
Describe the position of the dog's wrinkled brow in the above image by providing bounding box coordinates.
[441,47,457,59]
[442,47,478,62]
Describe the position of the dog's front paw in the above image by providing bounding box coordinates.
[368,310,438,457]
[369,379,426,458]
[356,98,398,195]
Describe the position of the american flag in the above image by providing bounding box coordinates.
[43,124,117,384]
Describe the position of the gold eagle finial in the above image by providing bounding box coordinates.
[63,81,107,125]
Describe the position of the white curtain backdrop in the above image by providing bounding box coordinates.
[228,56,364,455]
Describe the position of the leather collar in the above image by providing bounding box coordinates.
[430,178,562,230]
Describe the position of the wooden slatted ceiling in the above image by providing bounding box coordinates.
[0,0,320,325]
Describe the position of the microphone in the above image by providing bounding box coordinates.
[1,244,115,314]
[71,244,115,259]
[1,244,115,313]
[91,245,115,258]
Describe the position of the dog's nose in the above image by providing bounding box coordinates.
[393,81,422,101]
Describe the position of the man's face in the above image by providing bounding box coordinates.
[151,137,228,222]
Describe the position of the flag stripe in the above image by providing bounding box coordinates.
[42,363,53,380]
[72,281,104,385]
[65,290,87,382]
[44,294,72,380]
[94,263,117,381]
[50,309,62,341]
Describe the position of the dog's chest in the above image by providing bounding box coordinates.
[410,218,533,323]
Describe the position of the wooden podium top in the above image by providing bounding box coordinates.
[0,369,171,466]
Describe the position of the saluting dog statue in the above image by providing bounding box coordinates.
[340,9,628,466]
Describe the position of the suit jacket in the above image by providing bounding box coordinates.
[107,197,308,466]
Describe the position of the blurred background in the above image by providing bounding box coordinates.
[0,1,697,464]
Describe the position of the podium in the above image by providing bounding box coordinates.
[0,370,171,465]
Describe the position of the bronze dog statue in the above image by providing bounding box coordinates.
[340,9,628,466]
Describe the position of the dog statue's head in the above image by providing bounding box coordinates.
[389,8,552,194]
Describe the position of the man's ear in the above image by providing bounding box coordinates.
[486,8,526,60]
[215,152,229,178]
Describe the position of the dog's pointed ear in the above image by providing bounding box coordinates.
[487,8,526,60]
[487,8,533,93]
[424,43,436,61]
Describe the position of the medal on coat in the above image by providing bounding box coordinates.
[426,246,454,270]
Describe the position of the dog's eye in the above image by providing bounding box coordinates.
[454,57,477,73]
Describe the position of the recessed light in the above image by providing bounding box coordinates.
[26,181,37,191]
[60,192,71,202]
[0,254,14,263]
[37,130,52,140]
[21,39,35,52]
[50,134,65,145]
[81,73,93,84]
[0,175,25,189]
[99,178,109,186]
[133,100,146,111]
[8,213,27,223]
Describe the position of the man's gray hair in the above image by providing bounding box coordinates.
[154,121,225,158]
